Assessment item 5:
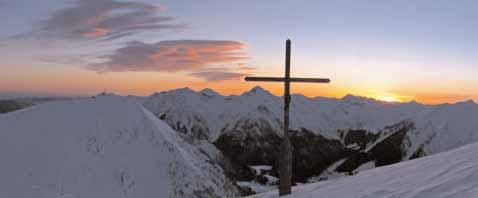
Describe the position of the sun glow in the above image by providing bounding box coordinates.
[376,93,401,102]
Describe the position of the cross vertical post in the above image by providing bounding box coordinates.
[244,39,331,196]
[280,39,292,196]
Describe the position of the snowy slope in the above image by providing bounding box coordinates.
[407,101,478,156]
[0,96,238,198]
[252,141,478,198]
[143,87,284,141]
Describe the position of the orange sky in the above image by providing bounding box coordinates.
[1,64,474,105]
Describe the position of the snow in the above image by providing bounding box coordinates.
[263,175,279,185]
[143,87,478,158]
[251,141,478,198]
[310,159,348,182]
[355,161,376,172]
[0,96,238,198]
[242,165,278,193]
[346,143,360,150]
[238,181,277,194]
[409,101,478,155]
[143,87,428,141]
[250,165,273,174]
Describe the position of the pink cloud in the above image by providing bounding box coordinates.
[82,28,111,38]
[189,71,250,81]
[88,40,248,73]
[21,0,184,41]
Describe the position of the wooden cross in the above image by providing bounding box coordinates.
[245,39,331,196]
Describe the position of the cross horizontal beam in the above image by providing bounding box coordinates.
[245,77,331,83]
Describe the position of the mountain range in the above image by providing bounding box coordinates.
[139,86,478,193]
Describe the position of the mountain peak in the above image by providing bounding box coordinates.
[342,94,370,101]
[150,87,197,98]
[176,87,195,93]
[243,86,274,96]
[200,88,220,97]
[96,92,119,97]
[455,100,476,106]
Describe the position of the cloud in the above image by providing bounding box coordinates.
[88,40,247,72]
[189,71,250,81]
[20,0,184,41]
[37,54,95,66]
[238,64,256,71]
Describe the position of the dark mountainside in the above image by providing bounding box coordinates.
[0,100,31,113]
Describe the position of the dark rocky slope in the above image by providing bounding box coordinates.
[213,118,419,191]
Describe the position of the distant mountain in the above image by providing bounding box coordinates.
[142,86,478,194]
[0,97,70,114]
[0,100,30,113]
[143,86,431,140]
[252,140,478,198]
[0,96,239,197]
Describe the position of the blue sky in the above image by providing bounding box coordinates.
[1,0,477,103]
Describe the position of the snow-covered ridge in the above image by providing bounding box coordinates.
[138,86,478,194]
[144,86,426,140]
[252,141,478,198]
[0,96,239,198]
[142,86,478,156]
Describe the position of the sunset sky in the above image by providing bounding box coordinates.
[1,0,477,104]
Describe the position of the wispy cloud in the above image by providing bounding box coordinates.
[189,70,250,81]
[237,63,256,71]
[17,0,184,41]
[88,40,247,73]
[7,1,255,82]
[37,53,97,66]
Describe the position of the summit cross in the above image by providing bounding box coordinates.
[245,39,331,196]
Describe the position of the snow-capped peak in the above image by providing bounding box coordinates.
[172,87,196,94]
[200,88,221,97]
[96,92,119,97]
[341,94,377,103]
[243,86,275,97]
[455,99,476,106]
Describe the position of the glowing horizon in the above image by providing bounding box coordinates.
[2,74,473,105]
